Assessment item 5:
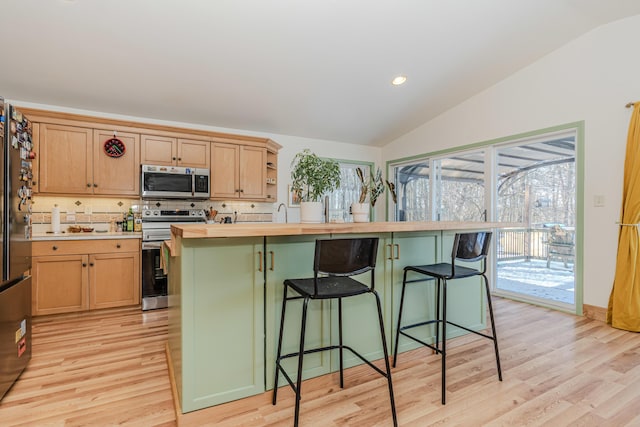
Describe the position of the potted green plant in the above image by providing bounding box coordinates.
[290,149,341,223]
[352,167,384,222]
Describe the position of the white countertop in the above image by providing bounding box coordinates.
[31,231,142,241]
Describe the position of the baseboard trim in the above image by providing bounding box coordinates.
[583,304,607,323]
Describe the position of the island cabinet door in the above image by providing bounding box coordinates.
[389,231,443,355]
[264,235,332,391]
[328,232,393,371]
[179,237,265,413]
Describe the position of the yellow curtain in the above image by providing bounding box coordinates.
[608,104,640,331]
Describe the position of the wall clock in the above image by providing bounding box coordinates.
[104,137,126,158]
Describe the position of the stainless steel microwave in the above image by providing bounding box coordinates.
[141,164,210,199]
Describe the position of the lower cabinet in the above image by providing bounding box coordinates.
[32,239,140,316]
[169,237,265,413]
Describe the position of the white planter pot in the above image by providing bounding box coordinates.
[351,202,370,223]
[300,201,323,223]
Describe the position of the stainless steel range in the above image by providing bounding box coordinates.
[141,207,206,310]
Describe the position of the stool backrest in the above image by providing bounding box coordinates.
[315,237,379,276]
[451,232,492,274]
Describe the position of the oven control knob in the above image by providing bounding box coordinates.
[153,210,160,216]
[143,210,151,216]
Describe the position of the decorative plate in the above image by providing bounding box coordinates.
[104,137,126,158]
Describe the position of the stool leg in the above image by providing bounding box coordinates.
[272,285,289,405]
[373,290,398,427]
[293,297,310,427]
[338,297,344,388]
[393,269,409,367]
[435,278,441,353]
[483,274,502,381]
[441,280,447,405]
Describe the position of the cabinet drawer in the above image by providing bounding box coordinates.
[32,239,140,256]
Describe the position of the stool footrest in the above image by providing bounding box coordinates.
[398,330,442,355]
[277,344,390,381]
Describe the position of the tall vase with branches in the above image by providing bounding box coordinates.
[353,166,384,222]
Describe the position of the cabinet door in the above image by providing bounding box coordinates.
[140,135,177,166]
[265,235,331,390]
[93,130,140,196]
[239,146,266,199]
[210,143,239,199]
[89,251,140,310]
[32,255,89,315]
[39,124,93,194]
[177,138,210,168]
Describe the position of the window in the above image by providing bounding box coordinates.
[327,162,371,222]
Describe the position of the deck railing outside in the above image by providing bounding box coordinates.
[497,227,565,262]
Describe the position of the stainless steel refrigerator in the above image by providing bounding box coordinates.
[0,98,34,402]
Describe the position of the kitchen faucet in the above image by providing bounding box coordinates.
[277,203,288,223]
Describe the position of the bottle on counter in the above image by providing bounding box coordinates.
[126,209,134,232]
[134,212,142,232]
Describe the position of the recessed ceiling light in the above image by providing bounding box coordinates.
[392,76,407,86]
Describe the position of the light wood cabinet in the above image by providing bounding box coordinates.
[32,239,140,316]
[93,130,140,196]
[140,135,210,168]
[211,143,266,200]
[38,124,140,196]
[39,124,93,194]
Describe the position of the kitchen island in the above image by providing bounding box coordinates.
[166,221,505,414]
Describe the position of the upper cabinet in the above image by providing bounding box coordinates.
[93,130,140,195]
[23,108,280,201]
[140,135,210,169]
[211,143,266,200]
[38,124,140,196]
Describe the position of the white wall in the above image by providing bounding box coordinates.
[382,15,640,309]
[13,100,382,224]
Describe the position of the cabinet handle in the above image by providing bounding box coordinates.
[258,251,263,272]
[52,245,58,251]
[116,243,121,248]
[172,157,176,160]
[82,263,87,267]
[93,183,98,187]
[87,183,91,187]
[178,157,182,161]
[394,244,400,260]
[32,181,37,185]
[240,189,244,193]
[269,251,274,271]
[386,244,393,260]
[89,262,94,267]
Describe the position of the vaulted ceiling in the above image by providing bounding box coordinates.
[2,0,639,146]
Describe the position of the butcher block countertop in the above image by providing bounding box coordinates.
[170,221,513,240]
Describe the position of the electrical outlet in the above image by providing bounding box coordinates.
[594,195,605,207]
[84,206,92,215]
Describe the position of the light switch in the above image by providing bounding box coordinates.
[594,195,605,207]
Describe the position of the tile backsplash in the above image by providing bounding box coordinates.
[31,196,274,230]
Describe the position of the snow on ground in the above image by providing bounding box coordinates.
[497,259,574,304]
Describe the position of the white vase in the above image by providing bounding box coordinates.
[300,201,323,223]
[351,202,370,222]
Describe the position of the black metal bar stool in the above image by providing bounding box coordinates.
[392,231,502,404]
[272,237,397,427]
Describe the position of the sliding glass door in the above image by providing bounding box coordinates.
[387,124,580,312]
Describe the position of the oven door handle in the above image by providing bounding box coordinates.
[142,241,164,250]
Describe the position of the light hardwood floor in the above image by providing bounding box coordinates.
[2,298,640,426]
